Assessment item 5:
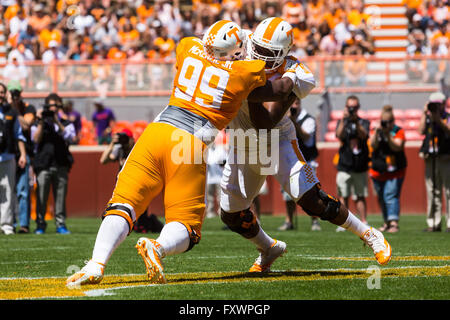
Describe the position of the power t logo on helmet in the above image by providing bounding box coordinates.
[202,20,245,61]
[249,17,294,72]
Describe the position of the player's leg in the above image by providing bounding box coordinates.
[284,140,391,265]
[220,158,286,272]
[335,171,351,231]
[67,123,165,287]
[136,127,208,283]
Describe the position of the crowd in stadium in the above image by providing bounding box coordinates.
[0,0,448,65]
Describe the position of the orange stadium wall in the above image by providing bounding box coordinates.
[66,143,430,219]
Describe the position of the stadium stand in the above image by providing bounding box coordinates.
[0,0,447,145]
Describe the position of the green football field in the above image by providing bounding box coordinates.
[1,214,449,301]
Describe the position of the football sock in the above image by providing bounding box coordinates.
[248,228,275,250]
[340,211,370,237]
[91,215,129,266]
[155,222,190,258]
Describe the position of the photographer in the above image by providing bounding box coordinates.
[100,128,163,233]
[0,83,27,235]
[100,129,134,169]
[369,105,407,233]
[7,80,36,234]
[31,93,76,234]
[335,95,370,230]
[418,92,450,232]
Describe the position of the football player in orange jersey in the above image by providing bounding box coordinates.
[220,17,392,273]
[66,20,300,287]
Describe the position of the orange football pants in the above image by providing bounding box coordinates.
[104,122,207,239]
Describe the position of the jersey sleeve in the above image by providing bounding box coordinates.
[245,60,267,93]
[281,56,316,99]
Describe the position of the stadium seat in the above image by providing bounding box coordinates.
[324,131,338,142]
[327,120,338,131]
[403,108,423,120]
[404,130,423,141]
[393,109,405,119]
[132,126,145,140]
[133,120,148,128]
[358,110,367,118]
[113,120,132,134]
[366,109,381,120]
[395,120,404,128]
[403,119,420,131]
[330,110,343,121]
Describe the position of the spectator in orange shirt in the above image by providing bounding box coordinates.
[118,7,138,28]
[88,1,106,21]
[39,22,62,50]
[137,0,155,24]
[292,19,311,50]
[307,0,324,28]
[323,4,344,30]
[282,0,305,25]
[3,2,20,21]
[346,0,371,28]
[28,3,52,34]
[118,23,140,50]
[430,23,450,47]
[153,27,175,60]
[369,105,407,233]
[107,45,127,60]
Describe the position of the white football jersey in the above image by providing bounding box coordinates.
[228,53,316,149]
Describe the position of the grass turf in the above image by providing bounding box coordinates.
[1,214,449,300]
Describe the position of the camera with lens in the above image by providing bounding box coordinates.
[116,132,130,146]
[376,127,388,143]
[290,107,298,117]
[347,106,358,118]
[381,119,391,129]
[344,120,358,139]
[41,104,56,120]
[9,89,21,100]
[427,102,440,113]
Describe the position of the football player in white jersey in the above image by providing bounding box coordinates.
[219,17,392,272]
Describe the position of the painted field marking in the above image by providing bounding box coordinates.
[1,261,449,300]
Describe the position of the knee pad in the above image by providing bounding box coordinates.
[220,208,260,239]
[302,188,341,222]
[317,189,341,221]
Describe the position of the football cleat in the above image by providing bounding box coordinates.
[249,240,287,272]
[66,260,104,288]
[361,227,392,265]
[135,237,166,284]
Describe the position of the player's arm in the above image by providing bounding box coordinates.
[248,60,316,129]
[248,92,297,129]
[246,77,294,103]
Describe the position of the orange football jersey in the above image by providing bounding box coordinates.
[168,37,266,130]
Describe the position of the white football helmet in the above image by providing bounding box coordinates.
[249,17,293,72]
[202,20,245,61]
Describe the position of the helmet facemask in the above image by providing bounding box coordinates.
[250,38,287,72]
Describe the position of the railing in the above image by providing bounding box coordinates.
[1,55,449,98]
